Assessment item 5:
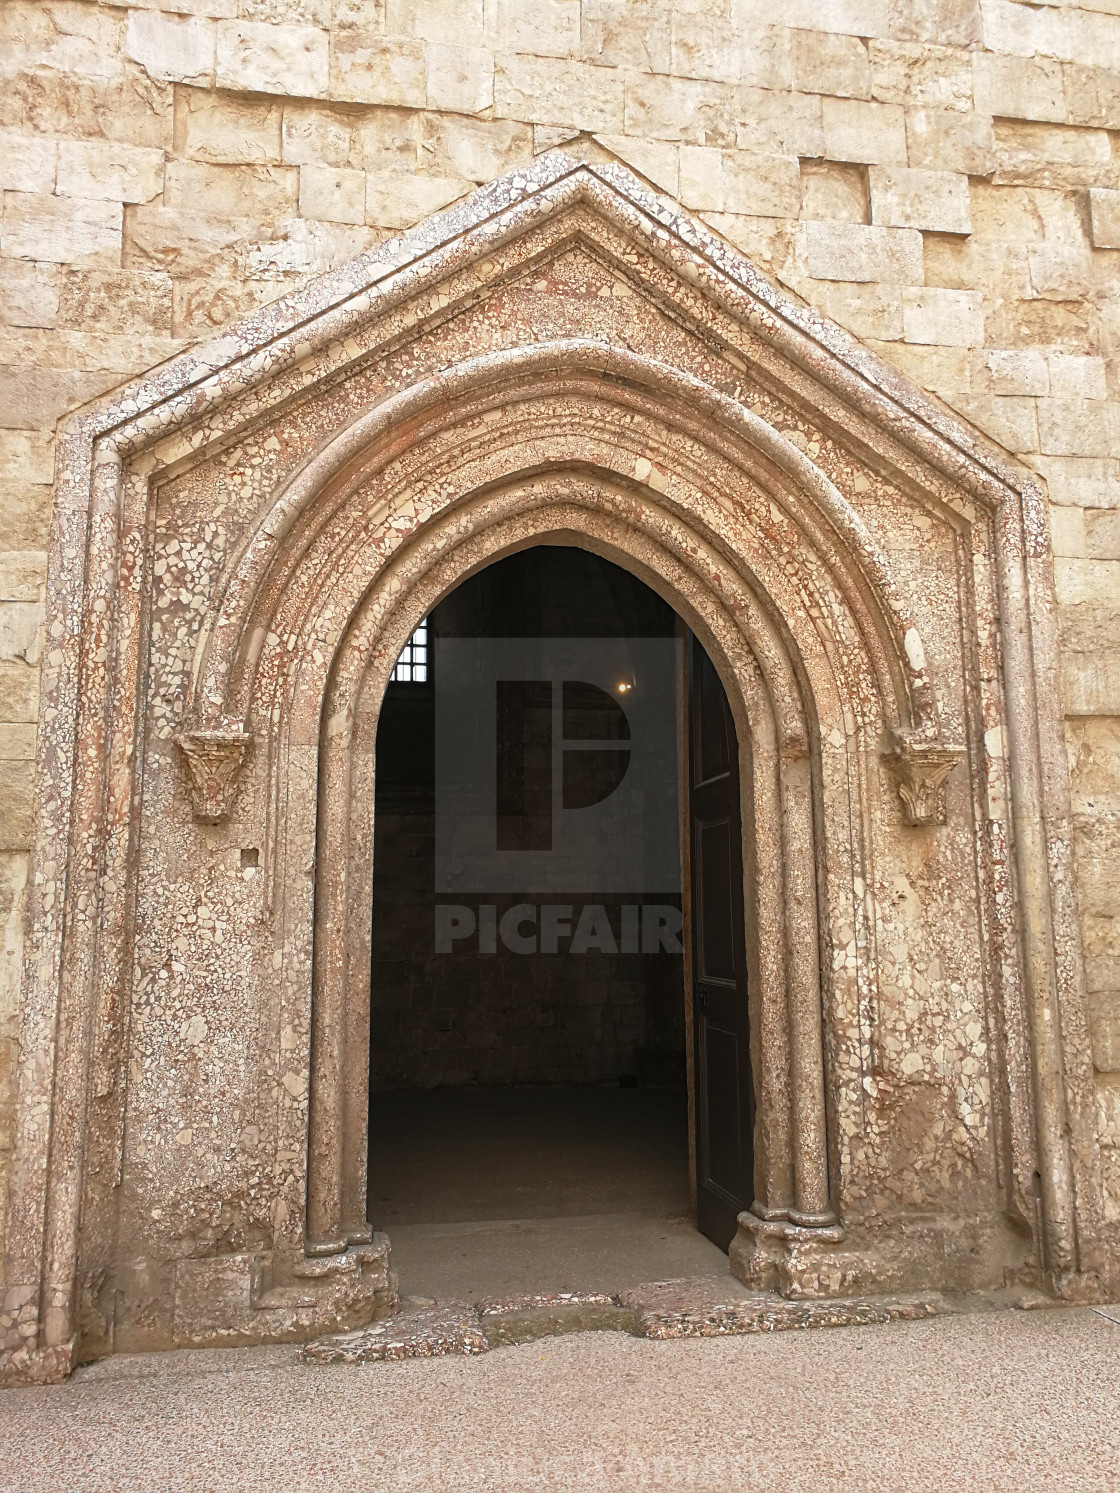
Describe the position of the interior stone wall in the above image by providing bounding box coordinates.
[1,0,1119,1282]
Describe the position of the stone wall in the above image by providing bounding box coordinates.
[2,0,1119,1278]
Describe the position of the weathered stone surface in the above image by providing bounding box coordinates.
[822,96,908,164]
[799,159,869,223]
[790,29,868,100]
[298,165,366,225]
[124,9,214,87]
[902,287,984,348]
[301,1303,487,1363]
[164,160,298,218]
[0,132,57,194]
[215,19,328,98]
[992,121,1116,190]
[425,42,494,116]
[904,105,995,174]
[329,32,425,107]
[1089,189,1120,251]
[1,193,123,268]
[179,88,282,164]
[804,220,923,282]
[0,262,60,330]
[869,165,970,233]
[56,139,164,204]
[868,40,972,110]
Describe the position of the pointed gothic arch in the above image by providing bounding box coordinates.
[1,151,1106,1384]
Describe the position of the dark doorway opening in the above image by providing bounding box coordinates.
[367,547,752,1300]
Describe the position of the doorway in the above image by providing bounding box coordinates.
[367,547,753,1300]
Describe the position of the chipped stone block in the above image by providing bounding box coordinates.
[622,72,735,145]
[434,118,532,186]
[799,160,868,223]
[924,239,1032,300]
[164,161,298,219]
[1038,399,1120,459]
[0,763,33,852]
[672,15,790,90]
[1049,505,1086,558]
[868,41,972,111]
[123,205,271,275]
[1065,64,1120,133]
[879,341,970,396]
[330,32,426,107]
[215,19,328,99]
[1028,245,1098,302]
[180,88,282,165]
[884,0,980,47]
[950,394,1038,453]
[973,53,1066,125]
[0,660,38,724]
[384,0,482,46]
[0,366,117,429]
[0,133,57,194]
[124,9,214,87]
[869,165,970,233]
[0,0,126,83]
[56,267,173,335]
[969,183,1086,248]
[0,193,123,269]
[722,152,801,219]
[682,147,800,218]
[594,135,679,197]
[1033,456,1120,511]
[737,87,824,158]
[905,106,994,175]
[791,29,870,100]
[0,431,53,487]
[281,104,362,170]
[298,165,365,226]
[1089,189,1120,250]
[56,140,164,205]
[984,349,1049,398]
[1086,509,1120,559]
[804,220,922,283]
[365,172,466,230]
[301,1302,487,1363]
[425,43,494,116]
[1049,354,1108,402]
[812,281,903,340]
[0,263,59,331]
[992,121,1115,190]
[497,55,624,134]
[496,0,579,60]
[734,0,888,39]
[580,0,670,72]
[822,97,907,166]
[902,287,983,347]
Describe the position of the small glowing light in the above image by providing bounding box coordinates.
[617,682,632,694]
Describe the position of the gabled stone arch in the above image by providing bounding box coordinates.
[1,151,1106,1384]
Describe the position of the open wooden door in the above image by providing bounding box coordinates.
[688,634,755,1251]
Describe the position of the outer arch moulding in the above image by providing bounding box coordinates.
[1,150,1103,1386]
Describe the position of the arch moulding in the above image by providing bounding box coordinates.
[1,152,1108,1384]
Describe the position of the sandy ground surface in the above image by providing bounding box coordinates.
[2,1305,1118,1492]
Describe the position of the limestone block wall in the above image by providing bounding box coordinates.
[1,0,1119,1277]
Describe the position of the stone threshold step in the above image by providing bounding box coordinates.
[298,1277,989,1365]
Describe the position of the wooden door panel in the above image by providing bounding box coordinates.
[689,636,754,1252]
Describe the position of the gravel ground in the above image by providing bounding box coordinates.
[1,1305,1117,1492]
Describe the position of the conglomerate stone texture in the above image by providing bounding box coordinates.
[0,0,1118,1360]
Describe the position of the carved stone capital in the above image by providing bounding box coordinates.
[883,733,964,827]
[176,730,251,824]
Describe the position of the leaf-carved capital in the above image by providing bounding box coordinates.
[882,732,963,827]
[176,730,251,824]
